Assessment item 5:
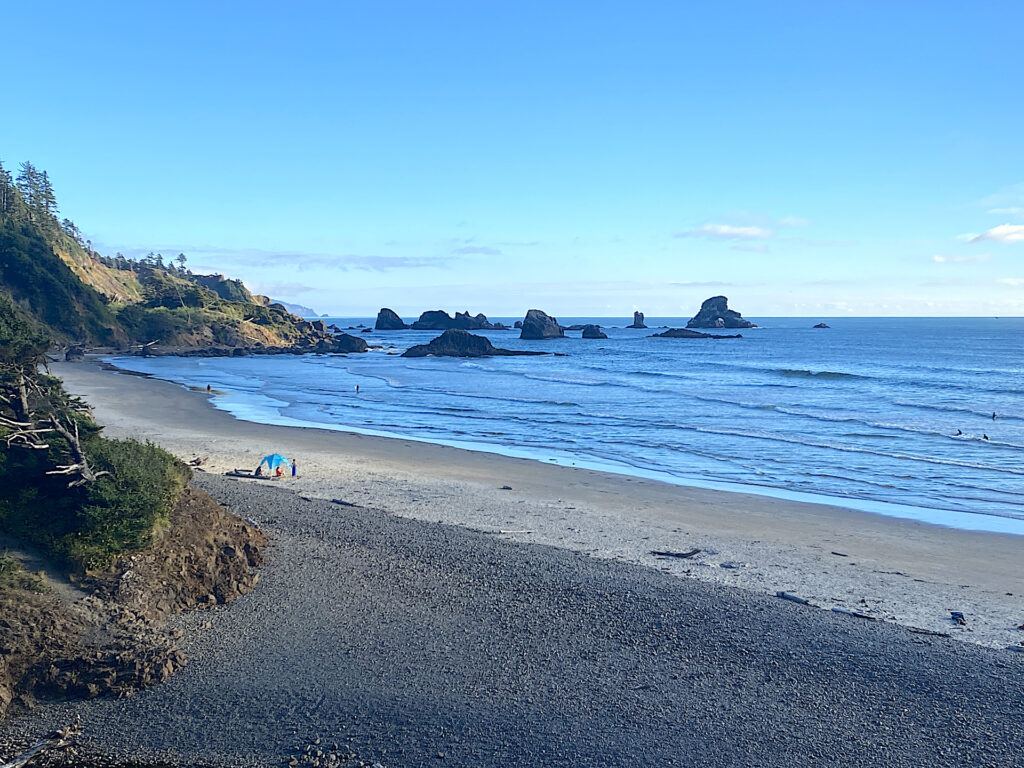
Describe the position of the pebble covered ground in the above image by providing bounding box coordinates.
[2,474,1023,767]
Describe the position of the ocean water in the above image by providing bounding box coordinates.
[105,317,1024,534]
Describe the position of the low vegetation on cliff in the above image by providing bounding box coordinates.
[0,293,189,571]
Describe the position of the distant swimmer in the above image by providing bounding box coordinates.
[955,429,962,436]
[983,434,990,441]
[992,412,997,420]
[355,385,360,393]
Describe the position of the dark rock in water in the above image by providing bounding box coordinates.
[627,311,647,329]
[519,309,564,340]
[360,328,372,334]
[813,322,830,329]
[330,333,370,353]
[402,329,548,358]
[375,308,408,330]
[581,324,608,339]
[686,296,756,329]
[410,310,499,331]
[298,334,368,353]
[650,328,742,339]
[327,324,342,333]
[65,344,86,361]
[310,319,329,335]
[513,320,523,329]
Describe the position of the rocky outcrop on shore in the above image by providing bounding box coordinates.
[581,324,608,339]
[519,309,564,340]
[137,332,369,358]
[0,485,265,722]
[627,311,647,328]
[402,329,547,358]
[686,296,756,329]
[410,310,501,331]
[650,328,743,339]
[374,308,408,330]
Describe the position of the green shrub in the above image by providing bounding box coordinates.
[56,439,190,570]
[0,436,190,572]
[0,552,47,592]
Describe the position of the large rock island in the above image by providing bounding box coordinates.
[411,310,503,331]
[686,296,756,329]
[519,309,565,340]
[650,328,742,339]
[402,329,548,358]
[375,308,408,330]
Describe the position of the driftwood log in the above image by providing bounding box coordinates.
[0,720,80,768]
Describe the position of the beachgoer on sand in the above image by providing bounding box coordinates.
[292,459,297,477]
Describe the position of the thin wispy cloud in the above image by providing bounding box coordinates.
[969,224,1024,244]
[452,246,502,255]
[667,280,733,287]
[97,244,458,272]
[932,253,990,263]
[677,224,774,240]
[978,183,1024,210]
[244,281,317,297]
[779,216,810,227]
[732,243,769,253]
[997,277,1024,287]
[987,207,1024,218]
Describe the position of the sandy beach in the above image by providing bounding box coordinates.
[1,359,1022,767]
[56,360,1024,649]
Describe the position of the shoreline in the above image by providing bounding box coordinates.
[54,359,1024,649]
[98,351,1024,537]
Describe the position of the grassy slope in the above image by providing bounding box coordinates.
[0,212,326,349]
[0,219,122,344]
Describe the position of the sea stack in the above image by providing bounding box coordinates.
[813,322,830,329]
[410,310,499,331]
[401,329,547,358]
[686,296,756,329]
[519,309,565,340]
[627,311,647,328]
[375,308,408,330]
[581,324,608,339]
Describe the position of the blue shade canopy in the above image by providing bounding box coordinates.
[258,454,292,470]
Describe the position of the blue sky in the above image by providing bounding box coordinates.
[3,1,1022,317]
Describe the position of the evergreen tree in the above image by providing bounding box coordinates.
[0,159,16,215]
[39,171,58,220]
[16,161,41,222]
[61,218,83,244]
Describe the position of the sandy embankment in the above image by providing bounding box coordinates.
[56,361,1024,649]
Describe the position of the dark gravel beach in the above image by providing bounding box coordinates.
[3,473,1022,767]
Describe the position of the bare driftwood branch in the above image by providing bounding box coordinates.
[0,719,81,768]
